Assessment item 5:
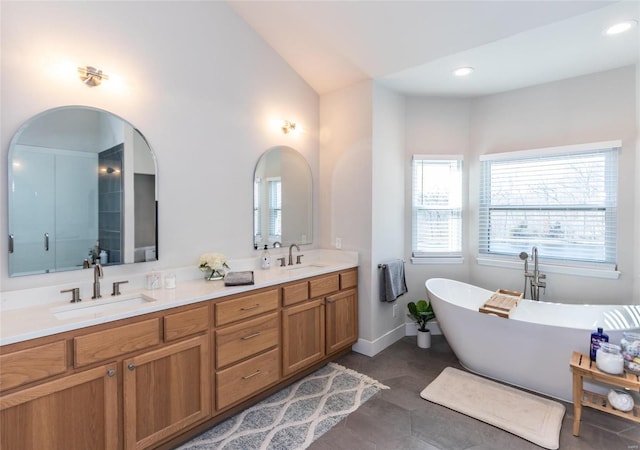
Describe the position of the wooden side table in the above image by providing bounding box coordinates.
[570,351,640,436]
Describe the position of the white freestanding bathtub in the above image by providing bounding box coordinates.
[425,278,640,402]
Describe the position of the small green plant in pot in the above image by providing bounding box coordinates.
[407,300,435,348]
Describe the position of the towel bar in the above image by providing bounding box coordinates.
[378,260,405,269]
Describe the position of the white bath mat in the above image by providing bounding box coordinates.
[420,367,565,449]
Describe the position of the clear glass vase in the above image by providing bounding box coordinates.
[204,268,224,281]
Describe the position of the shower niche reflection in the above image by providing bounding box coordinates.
[7,106,157,277]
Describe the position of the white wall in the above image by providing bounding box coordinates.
[403,66,638,305]
[319,81,408,355]
[404,97,472,297]
[319,80,373,341]
[636,65,640,302]
[470,66,637,304]
[1,2,319,291]
[370,83,406,348]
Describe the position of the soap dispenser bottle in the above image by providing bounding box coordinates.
[590,327,609,361]
[261,245,271,270]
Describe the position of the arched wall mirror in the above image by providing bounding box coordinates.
[253,146,312,249]
[7,106,158,277]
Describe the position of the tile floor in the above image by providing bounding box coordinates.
[309,336,640,450]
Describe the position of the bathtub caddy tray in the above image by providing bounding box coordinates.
[570,351,640,437]
[479,289,523,318]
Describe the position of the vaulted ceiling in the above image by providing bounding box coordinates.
[228,1,639,96]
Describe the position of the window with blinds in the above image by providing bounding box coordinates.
[268,178,282,242]
[412,156,463,259]
[479,142,619,266]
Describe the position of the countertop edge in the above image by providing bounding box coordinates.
[1,262,358,346]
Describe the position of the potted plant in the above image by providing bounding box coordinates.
[407,300,436,349]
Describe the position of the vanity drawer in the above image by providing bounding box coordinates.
[74,318,161,368]
[216,348,280,410]
[282,281,309,306]
[215,289,279,326]
[164,305,209,342]
[216,312,279,369]
[340,269,358,290]
[310,274,340,298]
[0,340,67,391]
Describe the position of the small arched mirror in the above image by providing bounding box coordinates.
[253,146,312,249]
[7,106,158,277]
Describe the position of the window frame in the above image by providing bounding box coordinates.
[477,140,620,277]
[411,154,464,264]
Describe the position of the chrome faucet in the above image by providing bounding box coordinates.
[92,263,103,299]
[520,246,546,301]
[530,246,546,301]
[288,243,300,266]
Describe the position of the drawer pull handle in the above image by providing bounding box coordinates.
[128,363,136,371]
[107,369,116,377]
[242,369,261,380]
[327,299,337,304]
[240,304,260,311]
[241,332,261,340]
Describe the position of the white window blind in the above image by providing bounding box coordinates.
[268,178,282,242]
[479,142,619,265]
[412,155,463,258]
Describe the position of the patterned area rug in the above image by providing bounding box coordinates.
[178,362,389,450]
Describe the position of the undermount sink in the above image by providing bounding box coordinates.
[51,293,157,321]
[283,263,327,272]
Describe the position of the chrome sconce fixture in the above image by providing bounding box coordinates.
[281,120,297,134]
[78,66,109,87]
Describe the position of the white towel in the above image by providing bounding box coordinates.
[380,259,407,302]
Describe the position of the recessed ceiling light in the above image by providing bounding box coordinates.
[453,67,474,77]
[604,20,637,36]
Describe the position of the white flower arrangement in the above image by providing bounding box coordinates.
[198,253,229,272]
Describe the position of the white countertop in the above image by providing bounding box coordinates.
[0,250,358,346]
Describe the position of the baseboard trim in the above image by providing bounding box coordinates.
[351,321,443,357]
[352,323,405,357]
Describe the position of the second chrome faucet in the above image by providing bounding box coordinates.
[519,246,546,301]
[288,243,303,266]
[92,263,103,299]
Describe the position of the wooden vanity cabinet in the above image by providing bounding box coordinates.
[282,269,358,376]
[325,288,358,354]
[282,298,326,376]
[0,304,212,450]
[0,267,358,450]
[0,363,119,450]
[214,288,280,411]
[123,334,211,450]
[0,340,67,391]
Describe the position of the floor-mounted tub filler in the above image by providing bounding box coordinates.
[425,278,640,402]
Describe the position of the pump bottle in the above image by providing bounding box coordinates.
[261,245,271,269]
[590,327,609,361]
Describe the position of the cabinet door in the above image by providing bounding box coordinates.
[0,363,118,450]
[123,334,211,450]
[282,299,325,376]
[326,288,358,354]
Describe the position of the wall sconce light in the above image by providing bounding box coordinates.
[281,120,297,134]
[78,66,109,87]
